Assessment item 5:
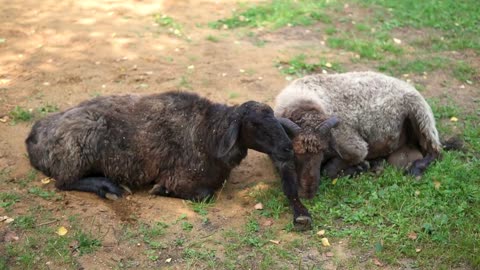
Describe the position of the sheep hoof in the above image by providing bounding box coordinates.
[294,215,312,231]
[105,193,119,201]
[120,184,133,195]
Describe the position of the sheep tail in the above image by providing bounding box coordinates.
[404,93,442,155]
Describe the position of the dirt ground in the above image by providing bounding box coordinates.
[0,0,478,269]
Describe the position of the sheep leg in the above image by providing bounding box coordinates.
[407,154,437,177]
[323,157,369,179]
[273,159,312,231]
[150,183,214,202]
[57,177,123,198]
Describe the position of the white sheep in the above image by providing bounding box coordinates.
[275,71,442,198]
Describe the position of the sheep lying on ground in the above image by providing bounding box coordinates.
[275,71,442,199]
[27,91,312,229]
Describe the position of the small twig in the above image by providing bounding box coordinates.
[35,219,59,227]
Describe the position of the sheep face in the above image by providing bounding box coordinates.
[239,101,294,162]
[292,117,339,199]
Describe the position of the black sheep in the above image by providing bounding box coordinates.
[26,91,312,230]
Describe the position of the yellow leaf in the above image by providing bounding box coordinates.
[321,237,331,247]
[317,230,326,236]
[433,180,441,190]
[57,226,68,236]
[41,178,52,184]
[325,62,332,68]
[450,117,458,122]
[332,178,338,185]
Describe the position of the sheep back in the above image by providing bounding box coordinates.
[26,92,237,193]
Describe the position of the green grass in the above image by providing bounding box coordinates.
[206,34,219,42]
[327,36,402,60]
[309,150,479,268]
[0,192,20,212]
[361,0,480,52]
[3,209,102,269]
[378,57,449,76]
[140,222,169,249]
[209,0,333,29]
[9,104,59,124]
[153,14,184,37]
[9,106,34,123]
[28,186,59,200]
[276,54,344,77]
[18,170,37,188]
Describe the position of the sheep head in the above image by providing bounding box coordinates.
[217,101,299,162]
[279,102,339,199]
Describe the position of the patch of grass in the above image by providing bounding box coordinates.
[209,0,333,29]
[38,104,59,116]
[250,185,288,219]
[18,170,37,188]
[13,215,36,229]
[153,14,185,38]
[183,246,217,268]
[306,149,479,268]
[181,221,193,232]
[76,232,101,255]
[228,92,240,99]
[206,34,219,42]
[452,61,477,83]
[378,57,449,76]
[427,99,461,120]
[140,222,169,249]
[276,54,344,77]
[28,186,58,200]
[363,0,480,52]
[9,104,59,124]
[9,106,34,123]
[179,76,192,90]
[0,192,20,211]
[327,36,402,60]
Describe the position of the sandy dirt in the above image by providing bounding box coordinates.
[0,0,478,269]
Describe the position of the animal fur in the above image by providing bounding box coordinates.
[275,71,442,198]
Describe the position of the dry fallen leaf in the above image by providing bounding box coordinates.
[254,203,263,210]
[57,226,68,236]
[373,258,384,266]
[325,62,332,68]
[317,230,326,236]
[433,180,441,190]
[416,248,422,253]
[393,38,402,44]
[269,240,280,245]
[0,216,7,222]
[263,219,274,227]
[321,237,331,247]
[407,232,418,240]
[165,258,172,263]
[41,177,52,184]
[5,218,14,224]
[0,116,9,123]
[4,231,19,242]
[450,117,458,122]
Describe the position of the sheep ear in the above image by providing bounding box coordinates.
[217,120,241,158]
